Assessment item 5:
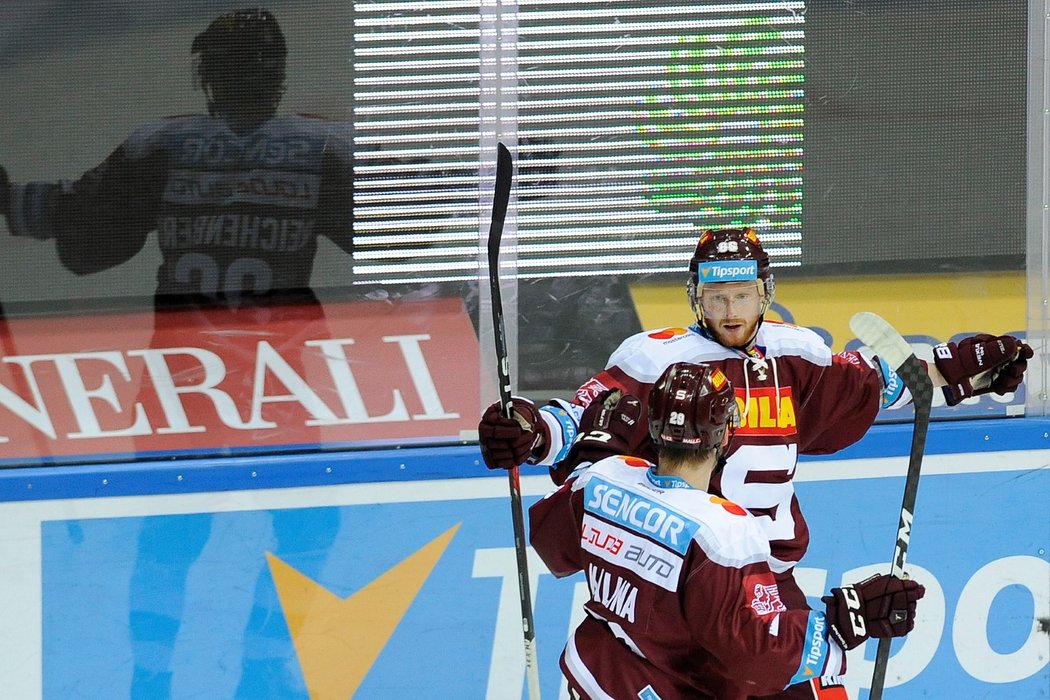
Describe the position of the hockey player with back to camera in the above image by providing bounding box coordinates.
[480,227,1032,699]
[530,361,925,699]
[0,7,354,315]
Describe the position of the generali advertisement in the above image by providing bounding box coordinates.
[0,298,479,464]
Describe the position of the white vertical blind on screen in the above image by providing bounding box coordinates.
[351,1,805,284]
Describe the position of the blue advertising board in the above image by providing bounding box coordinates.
[0,418,1046,699]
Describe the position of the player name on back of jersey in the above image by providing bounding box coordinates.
[158,214,315,253]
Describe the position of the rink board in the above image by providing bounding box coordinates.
[0,420,1046,699]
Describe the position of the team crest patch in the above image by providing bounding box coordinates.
[575,378,610,404]
[744,574,786,618]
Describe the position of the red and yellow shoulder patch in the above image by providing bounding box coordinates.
[709,496,747,516]
[647,327,689,340]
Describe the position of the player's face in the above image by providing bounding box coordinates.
[699,281,764,347]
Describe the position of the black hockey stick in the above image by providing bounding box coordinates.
[486,141,541,700]
[848,312,934,700]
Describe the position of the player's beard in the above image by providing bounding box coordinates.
[707,314,761,349]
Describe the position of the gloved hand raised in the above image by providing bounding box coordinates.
[478,397,544,469]
[933,334,1032,406]
[822,573,926,651]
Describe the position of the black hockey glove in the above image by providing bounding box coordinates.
[822,574,925,651]
[933,334,1031,406]
[550,389,646,484]
[478,397,545,469]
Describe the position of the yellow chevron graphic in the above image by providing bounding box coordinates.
[266,522,461,698]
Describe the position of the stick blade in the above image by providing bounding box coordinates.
[850,311,934,408]
[849,312,913,372]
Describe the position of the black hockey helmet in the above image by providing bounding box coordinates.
[648,362,737,453]
[687,227,775,316]
[192,8,287,114]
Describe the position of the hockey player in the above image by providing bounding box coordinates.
[530,362,925,699]
[0,7,354,312]
[480,227,1031,698]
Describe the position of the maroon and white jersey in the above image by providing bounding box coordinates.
[8,113,353,309]
[535,321,890,573]
[530,454,844,699]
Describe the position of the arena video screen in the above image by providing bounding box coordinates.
[352,0,1024,287]
[353,0,806,287]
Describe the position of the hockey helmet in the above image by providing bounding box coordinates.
[192,8,287,112]
[687,227,775,315]
[648,362,738,453]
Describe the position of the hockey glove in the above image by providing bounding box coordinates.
[822,574,925,651]
[933,334,1030,406]
[478,397,544,469]
[985,340,1033,395]
[553,389,645,479]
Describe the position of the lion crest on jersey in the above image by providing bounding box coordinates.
[745,575,787,618]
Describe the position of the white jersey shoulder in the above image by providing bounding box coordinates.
[756,320,833,366]
[606,326,724,383]
[580,456,771,570]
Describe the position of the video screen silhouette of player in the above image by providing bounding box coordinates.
[1,9,349,695]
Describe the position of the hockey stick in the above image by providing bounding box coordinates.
[486,141,542,700]
[848,312,934,700]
